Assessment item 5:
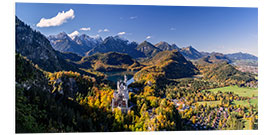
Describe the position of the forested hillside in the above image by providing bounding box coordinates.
[77,52,143,72]
[134,50,199,86]
[16,17,81,73]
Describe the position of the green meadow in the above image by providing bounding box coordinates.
[198,86,258,107]
[203,85,258,98]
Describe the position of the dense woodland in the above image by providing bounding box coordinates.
[15,17,258,133]
[16,53,258,132]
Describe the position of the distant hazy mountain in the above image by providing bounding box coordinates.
[48,32,206,60]
[155,42,205,60]
[200,51,211,57]
[16,17,80,72]
[225,52,258,74]
[225,52,258,61]
[74,34,102,48]
[179,46,203,60]
[197,52,231,65]
[136,41,161,58]
[155,41,180,51]
[48,33,102,56]
[86,36,145,58]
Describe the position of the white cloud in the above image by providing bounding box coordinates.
[98,29,103,33]
[98,29,109,33]
[146,36,152,39]
[37,9,75,27]
[80,27,91,31]
[118,32,126,36]
[170,28,176,31]
[129,16,138,20]
[68,30,79,39]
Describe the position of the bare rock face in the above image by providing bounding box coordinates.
[47,33,102,56]
[86,36,145,58]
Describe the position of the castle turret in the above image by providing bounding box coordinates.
[124,75,127,83]
[112,75,130,113]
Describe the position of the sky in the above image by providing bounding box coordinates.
[15,3,258,56]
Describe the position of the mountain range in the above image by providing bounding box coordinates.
[47,33,204,60]
[85,36,145,58]
[48,32,258,63]
[225,52,258,61]
[16,16,258,79]
[48,32,102,56]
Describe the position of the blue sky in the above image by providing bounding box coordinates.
[16,3,258,56]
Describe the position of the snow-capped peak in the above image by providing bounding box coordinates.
[68,30,80,40]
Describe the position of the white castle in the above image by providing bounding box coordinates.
[111,75,130,113]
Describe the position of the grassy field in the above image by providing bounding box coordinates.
[198,85,258,107]
[203,85,258,98]
[233,100,248,106]
[249,98,258,106]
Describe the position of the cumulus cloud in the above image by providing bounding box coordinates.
[36,9,75,27]
[68,30,79,39]
[129,16,138,20]
[118,32,126,36]
[146,36,152,39]
[98,29,109,33]
[80,27,91,31]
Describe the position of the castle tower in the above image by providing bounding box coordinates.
[112,75,130,113]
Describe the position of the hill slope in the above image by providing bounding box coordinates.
[77,52,142,72]
[134,50,198,84]
[179,46,203,60]
[195,54,257,87]
[16,53,117,133]
[196,52,231,65]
